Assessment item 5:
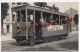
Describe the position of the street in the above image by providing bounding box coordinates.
[1,31,78,51]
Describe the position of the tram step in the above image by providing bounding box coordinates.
[18,39,43,45]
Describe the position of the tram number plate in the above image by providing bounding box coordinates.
[47,25,59,31]
[47,25,63,31]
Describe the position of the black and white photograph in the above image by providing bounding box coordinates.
[1,2,79,51]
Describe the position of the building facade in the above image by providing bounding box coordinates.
[3,3,12,35]
[66,8,78,31]
[2,3,30,35]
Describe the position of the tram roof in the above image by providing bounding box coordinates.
[12,5,68,16]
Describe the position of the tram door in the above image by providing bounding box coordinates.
[27,9,35,45]
[27,10,43,43]
[35,11,43,41]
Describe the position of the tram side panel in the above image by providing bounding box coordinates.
[42,23,69,38]
[59,24,69,35]
[12,22,26,40]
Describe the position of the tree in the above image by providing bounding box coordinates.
[1,3,9,34]
[34,2,47,8]
[52,4,59,12]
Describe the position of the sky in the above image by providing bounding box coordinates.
[29,2,79,13]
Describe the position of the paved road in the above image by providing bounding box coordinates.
[1,31,78,51]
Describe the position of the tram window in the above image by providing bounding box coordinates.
[27,15,31,22]
[52,14,59,23]
[65,16,68,20]
[43,13,51,23]
[46,16,51,23]
[17,11,20,22]
[27,14,34,22]
[27,9,34,22]
[42,15,46,23]
[35,11,41,22]
[60,15,65,24]
[21,10,26,22]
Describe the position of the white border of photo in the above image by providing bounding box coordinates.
[0,0,79,52]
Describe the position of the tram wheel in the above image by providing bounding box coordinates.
[58,35,63,40]
[30,37,35,46]
[16,39,21,43]
[63,34,68,38]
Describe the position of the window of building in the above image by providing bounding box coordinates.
[17,11,20,22]
[17,3,22,5]
[12,3,15,5]
[12,3,15,7]
[7,25,9,33]
[13,14,15,22]
[23,3,29,5]
[23,3,27,4]
[21,10,26,22]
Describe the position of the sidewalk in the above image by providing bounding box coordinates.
[69,30,78,34]
[1,34,14,41]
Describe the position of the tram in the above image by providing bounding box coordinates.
[12,5,70,45]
